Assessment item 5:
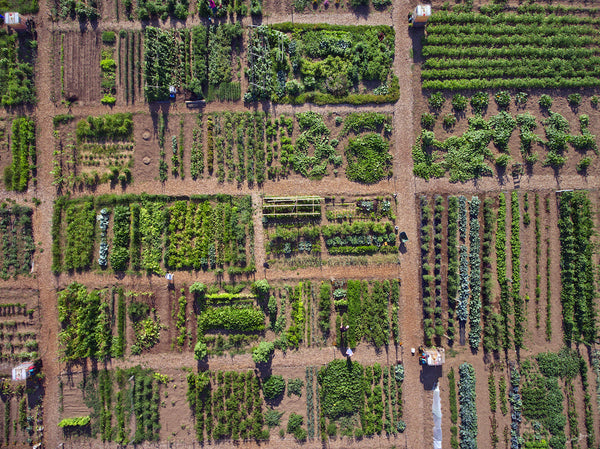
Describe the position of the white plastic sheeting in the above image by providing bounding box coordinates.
[432,382,442,449]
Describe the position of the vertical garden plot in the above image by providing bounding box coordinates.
[521,348,582,448]
[0,203,35,279]
[481,198,498,352]
[187,370,265,442]
[420,196,435,345]
[496,192,510,350]
[558,190,598,345]
[0,289,40,363]
[4,118,36,192]
[53,113,134,191]
[0,29,36,106]
[467,197,481,349]
[144,24,241,102]
[446,196,458,344]
[458,363,477,449]
[510,191,524,349]
[246,24,399,105]
[58,31,101,103]
[100,32,117,105]
[58,284,162,361]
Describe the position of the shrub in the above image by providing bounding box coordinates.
[515,92,528,106]
[263,375,286,400]
[194,341,207,360]
[494,91,511,109]
[265,410,284,427]
[539,94,552,110]
[429,92,445,111]
[452,94,468,111]
[577,157,592,173]
[102,31,116,44]
[470,92,489,113]
[287,378,304,397]
[421,113,436,130]
[568,93,582,107]
[443,114,457,128]
[591,95,599,107]
[252,341,275,364]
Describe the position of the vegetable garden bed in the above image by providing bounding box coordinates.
[246,24,399,104]
[52,194,254,275]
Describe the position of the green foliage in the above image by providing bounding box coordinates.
[494,91,511,108]
[252,341,275,364]
[318,359,364,420]
[198,306,265,332]
[452,94,468,111]
[422,13,600,90]
[76,113,133,142]
[102,31,116,44]
[470,92,489,113]
[263,375,285,400]
[443,114,457,128]
[247,24,397,105]
[0,30,36,106]
[5,118,35,192]
[287,378,304,397]
[429,92,446,110]
[265,410,283,427]
[58,283,114,361]
[421,113,436,130]
[567,93,581,107]
[558,191,598,345]
[458,363,477,449]
[0,203,35,279]
[539,94,552,109]
[448,367,458,424]
[59,416,91,428]
[345,133,392,184]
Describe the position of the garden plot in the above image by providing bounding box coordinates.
[0,202,35,280]
[0,117,36,193]
[144,23,243,102]
[51,194,254,275]
[246,24,399,104]
[51,113,134,191]
[0,374,44,448]
[0,28,36,107]
[421,8,600,90]
[53,31,102,104]
[0,289,39,365]
[413,91,600,182]
[264,195,398,269]
[417,190,589,352]
[115,30,144,104]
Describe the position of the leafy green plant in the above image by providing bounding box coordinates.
[421,113,436,130]
[252,341,275,364]
[494,91,511,109]
[567,93,582,108]
[470,92,489,113]
[263,375,285,400]
[429,92,446,111]
[539,94,552,110]
[345,133,392,184]
[287,378,304,397]
[452,93,468,112]
[443,114,457,128]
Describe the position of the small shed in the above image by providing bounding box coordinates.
[411,5,431,26]
[4,12,27,30]
[419,347,445,366]
[12,362,35,381]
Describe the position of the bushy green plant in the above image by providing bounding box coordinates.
[443,114,457,128]
[567,93,582,107]
[470,92,489,113]
[539,94,552,110]
[287,378,304,397]
[429,92,446,110]
[263,375,286,400]
[252,341,275,364]
[452,93,468,111]
[421,113,436,130]
[494,91,511,109]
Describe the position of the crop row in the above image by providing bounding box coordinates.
[458,363,477,449]
[4,118,36,193]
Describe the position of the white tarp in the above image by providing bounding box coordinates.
[433,383,442,449]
